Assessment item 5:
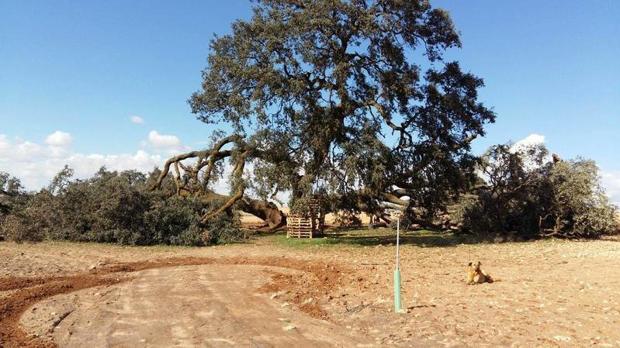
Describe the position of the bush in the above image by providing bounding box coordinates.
[544,160,617,237]
[202,210,245,245]
[0,212,44,243]
[144,195,211,246]
[0,172,27,240]
[455,144,617,239]
[1,167,243,246]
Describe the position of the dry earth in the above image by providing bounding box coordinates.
[1,231,620,347]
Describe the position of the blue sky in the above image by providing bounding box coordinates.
[1,1,619,202]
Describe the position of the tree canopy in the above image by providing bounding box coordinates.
[1,2,617,244]
[453,144,618,239]
[153,0,495,227]
[0,172,24,216]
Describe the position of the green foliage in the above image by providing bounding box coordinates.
[202,209,245,245]
[0,172,24,214]
[0,171,24,196]
[190,0,494,217]
[0,172,28,240]
[1,211,45,243]
[1,167,243,246]
[545,159,617,237]
[454,144,617,239]
[267,234,337,249]
[289,195,327,216]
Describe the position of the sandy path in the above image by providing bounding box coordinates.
[3,237,620,347]
[22,265,368,348]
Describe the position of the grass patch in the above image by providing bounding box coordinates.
[261,234,346,249]
[259,228,474,249]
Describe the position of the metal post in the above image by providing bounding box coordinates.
[396,217,400,267]
[394,216,403,313]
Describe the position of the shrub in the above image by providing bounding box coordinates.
[2,167,243,246]
[543,159,617,237]
[0,212,44,243]
[0,172,27,240]
[456,144,617,239]
[201,210,245,245]
[144,195,207,245]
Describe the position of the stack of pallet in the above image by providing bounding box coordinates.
[286,215,314,238]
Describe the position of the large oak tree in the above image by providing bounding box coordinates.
[153,0,495,229]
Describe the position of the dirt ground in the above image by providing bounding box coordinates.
[1,230,620,347]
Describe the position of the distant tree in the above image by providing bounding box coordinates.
[153,0,495,228]
[0,172,23,196]
[0,172,26,240]
[0,172,24,215]
[48,165,74,195]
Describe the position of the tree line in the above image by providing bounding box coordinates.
[0,141,616,245]
[1,0,616,244]
[0,167,242,245]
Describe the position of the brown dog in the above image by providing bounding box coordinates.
[467,261,494,285]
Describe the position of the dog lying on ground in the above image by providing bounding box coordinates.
[466,261,494,285]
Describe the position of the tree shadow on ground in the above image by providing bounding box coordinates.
[321,228,469,248]
[265,227,501,248]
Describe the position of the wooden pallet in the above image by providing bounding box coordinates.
[287,216,313,238]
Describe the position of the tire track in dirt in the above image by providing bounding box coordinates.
[0,256,345,348]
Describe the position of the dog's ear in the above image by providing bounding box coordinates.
[476,261,482,267]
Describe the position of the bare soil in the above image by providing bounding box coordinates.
[1,231,620,347]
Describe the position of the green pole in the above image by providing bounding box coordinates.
[394,216,403,313]
[394,268,402,312]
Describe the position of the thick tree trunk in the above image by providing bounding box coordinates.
[238,198,286,230]
[200,191,286,230]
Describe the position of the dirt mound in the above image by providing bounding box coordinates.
[0,256,345,348]
[0,275,124,347]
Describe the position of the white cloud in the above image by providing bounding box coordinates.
[45,131,73,147]
[507,133,551,171]
[511,133,545,152]
[0,135,8,152]
[147,130,182,149]
[0,133,163,190]
[601,171,620,207]
[0,135,44,161]
[64,150,162,178]
[130,115,144,124]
